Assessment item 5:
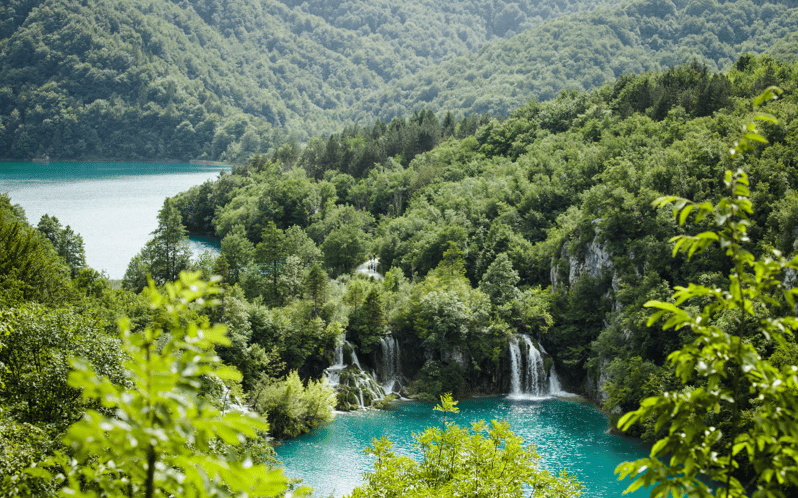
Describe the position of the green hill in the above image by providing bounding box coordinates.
[351,0,798,121]
[1,0,796,162]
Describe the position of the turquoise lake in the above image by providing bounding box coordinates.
[275,396,651,497]
[0,161,226,279]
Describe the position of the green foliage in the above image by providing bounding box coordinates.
[348,288,385,355]
[304,263,328,319]
[0,414,58,497]
[321,225,368,277]
[36,214,86,278]
[5,0,796,162]
[0,303,125,426]
[617,89,798,497]
[256,221,287,305]
[251,370,335,439]
[347,395,582,498]
[50,272,289,497]
[354,0,798,121]
[0,202,71,305]
[479,252,521,306]
[220,224,255,284]
[407,361,466,402]
[123,198,192,292]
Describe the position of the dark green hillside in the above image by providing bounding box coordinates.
[0,0,623,162]
[353,0,798,121]
[1,0,797,162]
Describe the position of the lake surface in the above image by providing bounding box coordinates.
[275,396,650,497]
[0,161,227,279]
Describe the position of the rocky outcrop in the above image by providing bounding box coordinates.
[551,220,615,292]
[584,360,613,408]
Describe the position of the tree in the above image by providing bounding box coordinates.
[320,225,368,277]
[251,370,335,439]
[220,224,255,283]
[347,394,582,497]
[616,88,798,497]
[349,288,384,354]
[1,204,70,305]
[479,252,520,306]
[0,303,126,425]
[41,272,291,498]
[150,198,192,283]
[123,199,192,291]
[256,221,286,304]
[37,214,87,278]
[436,241,466,284]
[305,263,328,318]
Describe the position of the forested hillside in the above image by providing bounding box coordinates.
[0,0,623,162]
[353,0,798,120]
[4,38,798,496]
[1,0,797,162]
[167,51,798,415]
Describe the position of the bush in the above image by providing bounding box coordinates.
[347,394,582,497]
[252,370,335,439]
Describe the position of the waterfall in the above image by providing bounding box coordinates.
[349,340,362,369]
[521,335,545,395]
[380,335,402,393]
[332,341,344,367]
[323,337,386,409]
[508,337,523,394]
[549,367,565,395]
[508,334,555,398]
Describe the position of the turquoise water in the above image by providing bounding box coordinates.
[275,396,651,497]
[0,161,227,279]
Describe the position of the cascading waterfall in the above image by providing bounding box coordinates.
[380,335,402,393]
[349,341,362,369]
[509,334,560,398]
[549,368,566,396]
[324,340,347,389]
[521,335,545,395]
[323,338,385,409]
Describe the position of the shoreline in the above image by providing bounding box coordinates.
[0,158,235,167]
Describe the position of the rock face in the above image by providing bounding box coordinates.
[549,221,620,406]
[551,220,614,292]
[583,360,612,407]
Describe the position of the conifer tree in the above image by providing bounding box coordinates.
[150,198,192,283]
[256,221,286,305]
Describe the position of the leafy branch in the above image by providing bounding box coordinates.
[617,87,798,498]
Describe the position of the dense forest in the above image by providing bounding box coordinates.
[1,0,797,162]
[4,49,798,494]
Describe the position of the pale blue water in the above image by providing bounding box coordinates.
[275,396,651,497]
[0,161,227,279]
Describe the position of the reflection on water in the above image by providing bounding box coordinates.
[275,397,651,497]
[0,161,227,279]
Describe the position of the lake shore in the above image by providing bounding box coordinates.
[0,158,234,167]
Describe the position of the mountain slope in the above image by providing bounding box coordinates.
[350,0,798,122]
[0,0,796,162]
[0,0,624,161]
